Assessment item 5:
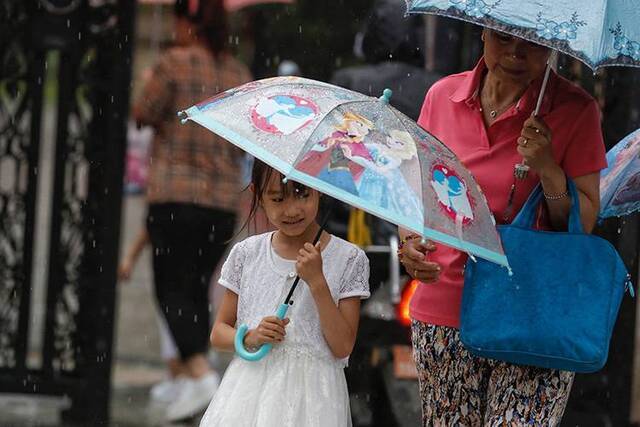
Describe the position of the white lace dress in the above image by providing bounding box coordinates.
[200,232,370,427]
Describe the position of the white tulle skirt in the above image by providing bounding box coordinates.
[199,346,352,427]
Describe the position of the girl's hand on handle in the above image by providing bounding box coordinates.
[296,242,325,289]
[400,236,441,284]
[244,316,290,348]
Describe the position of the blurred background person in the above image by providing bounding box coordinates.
[132,0,253,421]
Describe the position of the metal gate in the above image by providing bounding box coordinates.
[0,0,134,423]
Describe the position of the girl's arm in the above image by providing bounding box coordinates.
[297,242,361,359]
[210,289,290,352]
[310,286,361,359]
[210,289,240,352]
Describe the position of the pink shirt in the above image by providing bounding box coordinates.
[410,58,607,328]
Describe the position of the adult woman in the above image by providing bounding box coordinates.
[400,29,606,425]
[133,0,252,421]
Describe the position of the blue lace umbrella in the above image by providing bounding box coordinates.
[407,0,640,179]
[406,0,640,70]
[600,128,640,219]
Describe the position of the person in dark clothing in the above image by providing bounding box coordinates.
[132,0,252,421]
[331,0,441,121]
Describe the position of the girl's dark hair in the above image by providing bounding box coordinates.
[174,0,227,56]
[238,159,312,235]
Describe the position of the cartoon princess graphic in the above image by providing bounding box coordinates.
[296,112,374,195]
[354,129,423,218]
[430,164,474,223]
[250,95,318,135]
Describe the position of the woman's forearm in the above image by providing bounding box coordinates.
[540,164,571,230]
[540,166,599,232]
[309,280,356,359]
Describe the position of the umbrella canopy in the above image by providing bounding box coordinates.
[224,0,293,12]
[406,0,640,70]
[180,76,508,267]
[600,128,640,219]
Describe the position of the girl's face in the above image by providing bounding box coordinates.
[260,174,320,238]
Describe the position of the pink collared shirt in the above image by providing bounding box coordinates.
[410,58,607,328]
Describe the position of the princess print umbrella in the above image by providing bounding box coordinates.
[180,76,507,266]
[600,128,640,219]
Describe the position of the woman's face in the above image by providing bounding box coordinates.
[483,30,551,85]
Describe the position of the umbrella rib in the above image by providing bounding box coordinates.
[598,1,609,64]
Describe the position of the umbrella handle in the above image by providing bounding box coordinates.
[234,303,290,361]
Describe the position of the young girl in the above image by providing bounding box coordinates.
[200,160,370,427]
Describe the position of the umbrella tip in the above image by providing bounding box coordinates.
[180,118,188,125]
[282,177,288,184]
[379,88,393,103]
[177,110,185,118]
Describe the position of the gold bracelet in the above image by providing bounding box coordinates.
[543,189,569,200]
[398,234,421,258]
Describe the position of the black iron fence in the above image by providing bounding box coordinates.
[0,0,134,423]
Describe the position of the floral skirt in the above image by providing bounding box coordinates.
[411,320,574,427]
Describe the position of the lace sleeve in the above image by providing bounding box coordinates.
[218,241,246,294]
[339,248,370,300]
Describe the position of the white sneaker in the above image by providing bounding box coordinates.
[165,372,220,422]
[150,377,187,403]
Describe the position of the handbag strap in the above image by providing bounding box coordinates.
[511,179,584,233]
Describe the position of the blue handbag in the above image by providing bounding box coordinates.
[460,180,633,373]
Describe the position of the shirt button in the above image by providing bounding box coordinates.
[288,272,296,279]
